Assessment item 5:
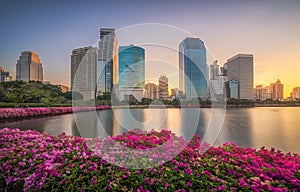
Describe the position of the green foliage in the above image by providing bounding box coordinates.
[0,81,72,105]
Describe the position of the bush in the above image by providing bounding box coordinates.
[0,128,299,191]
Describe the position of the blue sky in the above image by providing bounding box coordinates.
[1,0,300,96]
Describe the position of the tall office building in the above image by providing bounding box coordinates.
[145,83,158,100]
[0,67,12,82]
[118,45,145,89]
[271,79,284,100]
[16,51,43,81]
[209,60,219,80]
[225,54,253,100]
[71,46,97,100]
[98,28,118,93]
[159,75,168,100]
[179,38,207,100]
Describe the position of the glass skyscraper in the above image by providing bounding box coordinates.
[179,38,207,100]
[229,80,239,99]
[118,45,145,89]
[98,28,118,93]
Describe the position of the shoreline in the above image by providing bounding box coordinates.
[1,104,300,123]
[0,106,111,123]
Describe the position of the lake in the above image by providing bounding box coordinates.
[1,107,300,153]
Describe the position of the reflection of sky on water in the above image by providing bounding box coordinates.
[1,107,300,153]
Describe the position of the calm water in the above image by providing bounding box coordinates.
[1,107,300,153]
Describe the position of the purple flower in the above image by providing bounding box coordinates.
[186,181,191,187]
[165,182,169,188]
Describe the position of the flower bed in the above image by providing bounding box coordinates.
[0,128,299,191]
[0,106,110,120]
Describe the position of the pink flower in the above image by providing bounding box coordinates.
[186,181,191,187]
[164,182,169,188]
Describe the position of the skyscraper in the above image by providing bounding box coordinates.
[159,75,168,100]
[71,46,97,100]
[16,51,43,82]
[179,38,207,100]
[209,60,219,80]
[254,85,272,101]
[145,83,158,100]
[290,87,300,100]
[225,54,253,100]
[271,79,284,100]
[98,28,118,93]
[118,45,145,89]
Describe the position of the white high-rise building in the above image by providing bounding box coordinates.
[159,75,168,100]
[71,46,97,101]
[16,51,43,82]
[225,54,254,100]
[145,83,159,100]
[209,60,219,80]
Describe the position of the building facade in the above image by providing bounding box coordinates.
[229,80,239,99]
[209,60,219,80]
[159,75,168,100]
[0,67,12,82]
[118,45,145,89]
[71,46,97,101]
[16,51,43,82]
[271,79,284,100]
[170,88,179,100]
[115,45,145,102]
[145,83,158,100]
[97,28,118,93]
[179,38,207,100]
[254,85,272,101]
[290,87,300,100]
[225,54,253,100]
[208,75,228,100]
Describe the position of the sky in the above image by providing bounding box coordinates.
[0,0,300,98]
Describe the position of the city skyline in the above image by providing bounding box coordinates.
[0,1,300,97]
